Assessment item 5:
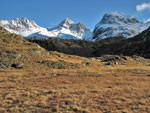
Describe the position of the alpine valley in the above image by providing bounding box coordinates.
[1,10,150,112]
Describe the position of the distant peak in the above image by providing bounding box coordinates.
[58,18,74,28]
[77,22,85,29]
[77,22,83,25]
[13,17,31,23]
[104,11,137,20]
[14,17,28,20]
[21,17,28,20]
[1,17,40,30]
[22,17,29,21]
[100,11,139,24]
[63,18,74,24]
[65,17,71,21]
[108,11,125,16]
[16,17,38,24]
[103,12,127,19]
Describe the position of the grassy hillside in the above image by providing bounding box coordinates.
[0,27,150,112]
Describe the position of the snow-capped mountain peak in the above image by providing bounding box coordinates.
[0,17,92,40]
[93,12,150,41]
[5,17,40,29]
[48,18,92,40]
[100,12,139,25]
[76,22,85,30]
[0,17,44,37]
[58,18,74,29]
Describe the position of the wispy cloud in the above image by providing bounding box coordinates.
[136,3,150,12]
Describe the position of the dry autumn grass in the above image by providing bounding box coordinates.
[0,27,150,113]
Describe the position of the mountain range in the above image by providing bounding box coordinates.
[0,17,92,40]
[0,12,150,41]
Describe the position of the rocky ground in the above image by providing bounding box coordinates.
[0,27,150,112]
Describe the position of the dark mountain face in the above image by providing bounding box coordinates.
[28,36,125,57]
[28,38,97,57]
[137,27,150,42]
[93,27,150,58]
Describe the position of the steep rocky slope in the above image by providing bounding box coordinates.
[94,27,150,58]
[0,27,84,69]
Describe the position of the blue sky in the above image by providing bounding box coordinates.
[0,0,150,30]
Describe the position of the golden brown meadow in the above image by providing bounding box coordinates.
[0,27,150,113]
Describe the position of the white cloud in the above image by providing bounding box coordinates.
[136,3,150,12]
